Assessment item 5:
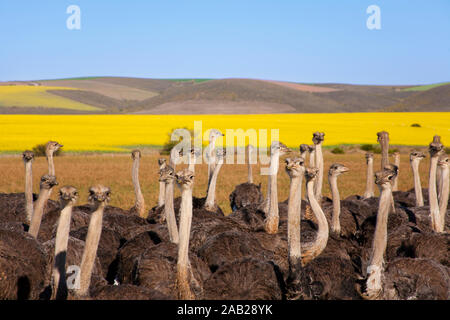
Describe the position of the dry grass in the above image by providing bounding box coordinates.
[0,151,431,215]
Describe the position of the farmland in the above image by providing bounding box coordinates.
[0,86,100,111]
[0,113,449,153]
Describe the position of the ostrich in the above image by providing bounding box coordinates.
[391,152,400,191]
[284,157,306,284]
[75,185,110,297]
[360,169,449,300]
[28,175,58,238]
[299,144,309,161]
[23,150,34,224]
[51,186,78,300]
[302,167,329,265]
[410,151,426,207]
[0,227,47,299]
[160,165,180,244]
[157,158,167,207]
[360,169,394,299]
[204,149,226,213]
[229,144,263,212]
[45,141,63,176]
[327,163,349,236]
[437,155,449,230]
[308,145,315,167]
[205,129,224,188]
[175,168,198,299]
[428,135,445,232]
[264,141,291,234]
[129,150,145,218]
[363,152,375,199]
[377,131,390,170]
[312,132,325,202]
[133,169,210,299]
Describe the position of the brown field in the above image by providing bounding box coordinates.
[0,152,430,216]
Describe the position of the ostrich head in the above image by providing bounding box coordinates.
[22,150,34,163]
[312,132,325,145]
[175,169,195,191]
[158,158,167,167]
[376,131,389,144]
[208,129,224,142]
[46,141,63,155]
[299,144,309,153]
[438,155,449,168]
[365,152,374,164]
[328,163,349,177]
[159,166,175,183]
[285,157,305,178]
[40,175,58,190]
[88,185,111,204]
[375,170,396,189]
[58,186,78,207]
[383,163,398,176]
[131,149,141,160]
[429,135,444,157]
[305,167,319,182]
[270,141,291,156]
[308,145,316,153]
[410,151,426,162]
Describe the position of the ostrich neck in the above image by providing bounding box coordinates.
[47,152,55,176]
[429,156,442,232]
[78,203,105,297]
[158,181,166,207]
[205,162,223,210]
[302,179,329,265]
[329,175,341,235]
[392,156,400,191]
[264,150,280,234]
[410,161,424,206]
[313,143,323,201]
[287,174,303,268]
[188,154,196,174]
[300,151,307,160]
[164,181,179,244]
[177,187,194,300]
[24,161,33,223]
[365,184,391,297]
[438,165,449,231]
[28,188,52,238]
[207,139,216,187]
[309,150,315,167]
[380,144,389,170]
[247,148,253,184]
[52,203,73,300]
[132,158,145,217]
[364,160,375,198]
[437,166,443,201]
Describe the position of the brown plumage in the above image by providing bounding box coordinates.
[0,228,47,299]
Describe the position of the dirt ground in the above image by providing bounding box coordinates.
[0,152,430,215]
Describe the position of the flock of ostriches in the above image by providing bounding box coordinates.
[0,131,449,300]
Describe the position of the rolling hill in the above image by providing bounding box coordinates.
[0,77,448,114]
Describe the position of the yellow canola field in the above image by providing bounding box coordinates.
[0,86,100,111]
[0,113,448,152]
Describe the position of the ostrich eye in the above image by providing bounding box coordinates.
[74,192,78,196]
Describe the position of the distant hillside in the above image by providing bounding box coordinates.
[0,77,448,114]
[384,84,450,112]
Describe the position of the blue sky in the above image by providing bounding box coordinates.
[0,0,449,84]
